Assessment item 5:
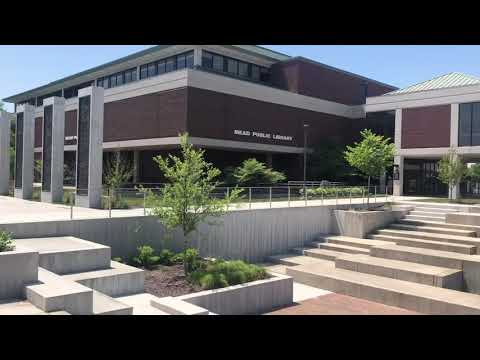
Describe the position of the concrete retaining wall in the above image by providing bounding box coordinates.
[0,249,38,299]
[178,273,293,315]
[332,205,412,238]
[0,202,380,262]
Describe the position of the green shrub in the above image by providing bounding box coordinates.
[184,248,200,273]
[171,252,184,264]
[112,257,123,263]
[0,231,15,252]
[133,245,160,269]
[302,186,365,199]
[190,259,268,290]
[158,249,175,266]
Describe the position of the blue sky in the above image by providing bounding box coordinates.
[2,45,480,112]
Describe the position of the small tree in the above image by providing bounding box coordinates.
[146,133,240,273]
[226,158,286,186]
[104,151,134,208]
[438,148,467,201]
[344,129,395,208]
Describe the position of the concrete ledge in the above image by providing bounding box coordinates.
[333,205,412,238]
[0,248,38,300]
[150,296,209,315]
[177,273,293,315]
[447,212,480,227]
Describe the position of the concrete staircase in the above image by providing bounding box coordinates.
[266,203,480,314]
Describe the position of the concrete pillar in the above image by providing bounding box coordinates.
[379,171,387,193]
[41,97,65,203]
[14,104,35,199]
[193,46,202,67]
[0,111,12,195]
[393,155,404,196]
[133,150,140,183]
[450,103,459,148]
[449,152,462,200]
[75,86,104,208]
[394,108,402,150]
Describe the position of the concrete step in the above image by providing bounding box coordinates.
[14,237,111,275]
[317,243,371,255]
[335,254,464,289]
[398,219,480,233]
[414,206,460,213]
[62,261,145,297]
[370,243,474,270]
[376,228,480,249]
[368,234,477,255]
[410,210,447,218]
[293,247,353,261]
[116,293,169,315]
[267,253,335,267]
[404,214,445,222]
[92,290,133,315]
[388,223,476,237]
[314,235,393,249]
[25,268,93,315]
[286,263,480,314]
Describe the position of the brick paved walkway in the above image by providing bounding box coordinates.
[267,293,421,315]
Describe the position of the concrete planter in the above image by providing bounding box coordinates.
[165,273,294,315]
[0,248,38,299]
[333,205,412,238]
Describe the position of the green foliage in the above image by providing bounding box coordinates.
[438,148,467,200]
[303,186,365,198]
[308,141,353,181]
[158,249,175,266]
[183,248,200,273]
[144,133,241,272]
[467,163,480,182]
[133,245,160,269]
[112,257,123,263]
[226,158,286,186]
[0,230,15,252]
[104,151,134,209]
[190,259,268,290]
[34,159,42,183]
[344,129,395,179]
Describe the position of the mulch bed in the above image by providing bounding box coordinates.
[144,264,203,298]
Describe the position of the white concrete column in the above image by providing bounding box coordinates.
[393,155,404,196]
[394,108,402,150]
[0,111,12,195]
[450,152,462,200]
[133,150,140,183]
[193,46,202,67]
[450,103,459,148]
[41,97,65,203]
[75,86,104,208]
[14,104,35,199]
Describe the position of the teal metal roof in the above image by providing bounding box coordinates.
[385,72,480,96]
[3,45,291,104]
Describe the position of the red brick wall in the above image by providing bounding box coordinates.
[401,105,451,148]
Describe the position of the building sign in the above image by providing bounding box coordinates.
[234,129,293,142]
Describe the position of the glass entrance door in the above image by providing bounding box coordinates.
[403,159,447,196]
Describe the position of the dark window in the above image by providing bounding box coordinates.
[227,58,238,75]
[116,73,123,86]
[140,65,148,79]
[131,68,137,81]
[238,61,249,78]
[77,96,91,196]
[213,54,224,72]
[472,103,480,146]
[460,103,473,146]
[97,78,103,88]
[148,63,157,77]
[186,51,194,68]
[103,77,109,89]
[157,60,166,74]
[166,57,176,72]
[124,71,132,84]
[110,74,117,88]
[260,67,270,82]
[15,113,23,189]
[177,54,186,69]
[42,105,53,191]
[202,52,213,68]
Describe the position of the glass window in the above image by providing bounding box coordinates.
[97,78,103,87]
[103,77,109,89]
[148,63,157,77]
[157,60,166,74]
[110,75,117,88]
[260,67,270,82]
[459,103,472,146]
[140,65,148,79]
[131,68,137,81]
[238,62,249,78]
[213,54,224,72]
[124,71,132,84]
[186,51,194,68]
[116,73,123,86]
[251,64,260,81]
[166,57,176,72]
[177,54,186,70]
[202,52,213,68]
[227,58,238,75]
[472,103,480,146]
